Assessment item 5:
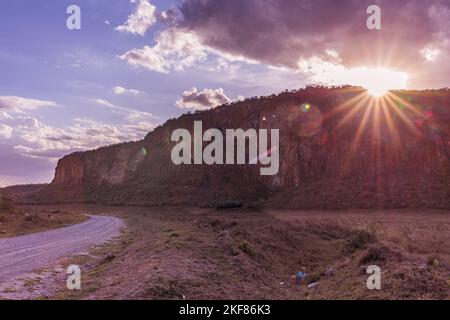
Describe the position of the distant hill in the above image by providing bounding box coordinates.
[1,184,48,201]
[27,87,450,209]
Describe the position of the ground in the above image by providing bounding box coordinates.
[0,206,87,239]
[2,205,450,300]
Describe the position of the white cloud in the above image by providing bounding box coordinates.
[176,87,231,110]
[0,97,157,184]
[298,55,408,91]
[119,28,208,73]
[0,112,14,121]
[421,47,441,62]
[94,98,154,121]
[158,8,178,23]
[12,115,157,160]
[14,116,76,156]
[123,121,156,135]
[0,123,13,139]
[0,96,56,113]
[116,0,157,36]
[119,25,261,75]
[113,86,141,95]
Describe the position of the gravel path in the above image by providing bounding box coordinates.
[0,215,123,283]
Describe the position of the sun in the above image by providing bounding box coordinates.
[351,67,409,97]
[331,74,421,154]
[367,84,390,97]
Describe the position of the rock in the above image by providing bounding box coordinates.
[324,267,336,277]
[104,254,116,262]
[308,282,319,289]
[26,88,450,210]
[360,266,368,275]
[432,259,440,268]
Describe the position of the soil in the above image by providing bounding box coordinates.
[0,207,87,239]
[34,205,450,300]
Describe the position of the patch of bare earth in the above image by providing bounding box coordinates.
[0,206,87,239]
[36,205,449,300]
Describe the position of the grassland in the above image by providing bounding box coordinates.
[36,205,450,300]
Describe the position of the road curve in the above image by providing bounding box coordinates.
[0,215,123,283]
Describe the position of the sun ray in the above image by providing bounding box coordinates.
[336,94,371,129]
[384,94,421,135]
[379,97,401,147]
[371,97,382,141]
[387,91,422,116]
[351,97,375,151]
[324,91,367,120]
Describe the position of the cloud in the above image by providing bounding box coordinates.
[176,87,231,110]
[116,0,157,36]
[0,96,56,113]
[0,112,14,120]
[118,0,450,88]
[158,8,179,23]
[94,98,154,121]
[297,54,409,89]
[0,112,159,186]
[123,121,156,135]
[14,116,79,157]
[0,124,13,139]
[113,86,141,95]
[10,115,156,161]
[179,1,432,63]
[119,28,208,73]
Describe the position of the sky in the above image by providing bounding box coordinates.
[0,0,449,186]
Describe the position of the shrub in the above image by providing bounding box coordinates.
[215,201,243,210]
[245,201,264,211]
[0,193,14,213]
[238,241,256,257]
[427,255,440,268]
[359,244,402,265]
[346,226,377,252]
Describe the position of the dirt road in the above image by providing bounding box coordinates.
[0,215,123,283]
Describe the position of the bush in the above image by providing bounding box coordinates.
[238,241,256,257]
[245,201,264,211]
[346,226,377,252]
[427,255,440,268]
[359,244,402,265]
[0,193,14,213]
[215,201,243,210]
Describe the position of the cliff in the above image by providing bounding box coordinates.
[29,87,450,209]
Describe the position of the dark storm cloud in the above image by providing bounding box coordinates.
[176,0,450,87]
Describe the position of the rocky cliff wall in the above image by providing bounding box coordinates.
[31,87,450,209]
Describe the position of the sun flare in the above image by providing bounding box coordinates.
[351,67,409,97]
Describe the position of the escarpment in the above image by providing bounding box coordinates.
[29,87,450,209]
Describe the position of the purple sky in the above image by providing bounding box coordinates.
[0,0,449,186]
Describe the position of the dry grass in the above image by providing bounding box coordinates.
[24,205,446,300]
[0,206,87,238]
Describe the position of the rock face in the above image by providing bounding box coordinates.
[31,87,450,209]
